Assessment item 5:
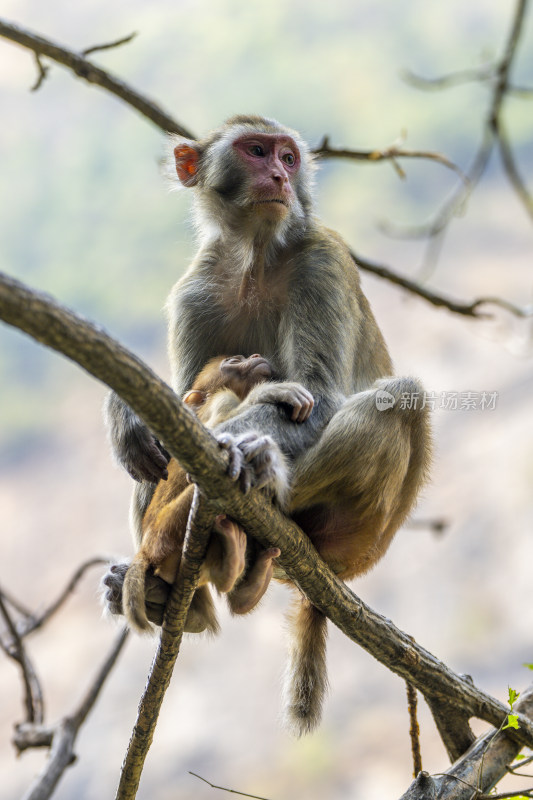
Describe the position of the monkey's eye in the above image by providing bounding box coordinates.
[282,152,296,166]
[248,144,264,157]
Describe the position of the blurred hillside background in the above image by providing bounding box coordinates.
[0,1,532,798]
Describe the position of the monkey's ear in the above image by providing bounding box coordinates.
[183,389,207,406]
[174,143,200,187]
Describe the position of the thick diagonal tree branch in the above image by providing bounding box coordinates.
[1,269,533,768]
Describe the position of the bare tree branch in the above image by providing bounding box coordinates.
[14,628,128,800]
[395,0,532,270]
[0,18,193,136]
[71,628,129,729]
[0,593,44,725]
[30,52,48,92]
[2,555,129,797]
[116,489,216,800]
[190,771,273,800]
[312,133,468,181]
[402,64,533,99]
[353,251,533,319]
[16,557,110,637]
[2,271,533,767]
[399,686,533,799]
[497,119,533,218]
[401,63,497,91]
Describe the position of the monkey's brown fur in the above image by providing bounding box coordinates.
[104,116,432,736]
[122,354,310,634]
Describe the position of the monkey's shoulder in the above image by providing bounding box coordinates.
[166,266,219,316]
[298,222,358,268]
[292,224,361,284]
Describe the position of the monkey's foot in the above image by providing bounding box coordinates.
[185,586,220,635]
[103,561,170,626]
[227,546,281,615]
[203,514,247,593]
[145,575,219,633]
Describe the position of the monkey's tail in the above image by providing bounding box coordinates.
[122,553,153,633]
[282,592,328,737]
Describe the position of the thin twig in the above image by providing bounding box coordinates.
[497,120,533,220]
[30,52,48,91]
[16,557,110,637]
[406,682,423,777]
[507,753,533,774]
[71,627,129,728]
[190,772,272,800]
[0,592,44,724]
[401,63,497,91]
[404,65,533,99]
[0,583,33,617]
[82,32,137,57]
[475,790,533,799]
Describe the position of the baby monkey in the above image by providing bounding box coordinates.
[122,353,313,633]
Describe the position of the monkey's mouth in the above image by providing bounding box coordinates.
[255,199,289,207]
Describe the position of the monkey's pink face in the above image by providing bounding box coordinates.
[232,133,300,216]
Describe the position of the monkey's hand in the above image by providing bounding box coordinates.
[121,428,171,483]
[217,431,289,507]
[104,391,170,482]
[245,381,314,423]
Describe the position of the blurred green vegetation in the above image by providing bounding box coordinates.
[0,0,531,456]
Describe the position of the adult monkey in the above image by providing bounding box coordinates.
[103,115,431,734]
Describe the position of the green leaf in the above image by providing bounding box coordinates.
[508,687,520,708]
[502,714,520,731]
[523,663,533,671]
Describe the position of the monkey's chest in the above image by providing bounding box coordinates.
[203,283,283,362]
[213,304,281,361]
